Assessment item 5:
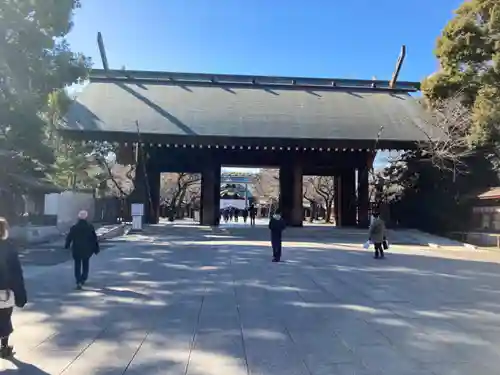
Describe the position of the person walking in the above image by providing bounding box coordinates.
[269,210,286,262]
[65,210,100,289]
[249,204,256,226]
[242,208,248,224]
[0,217,27,358]
[368,212,387,259]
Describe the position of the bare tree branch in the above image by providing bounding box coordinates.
[161,172,201,219]
[98,157,127,197]
[252,169,279,200]
[304,176,335,223]
[414,93,475,177]
[91,142,135,198]
[303,181,316,203]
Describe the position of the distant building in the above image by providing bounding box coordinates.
[220,183,254,210]
[472,187,500,231]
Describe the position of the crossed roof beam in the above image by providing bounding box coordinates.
[95,33,416,92]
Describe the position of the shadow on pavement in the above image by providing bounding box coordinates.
[2,357,50,374]
[9,223,500,374]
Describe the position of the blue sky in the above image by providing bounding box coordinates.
[67,0,463,170]
[68,0,462,80]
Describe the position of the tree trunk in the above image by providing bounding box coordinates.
[325,206,331,223]
[311,203,317,222]
[167,204,176,221]
[176,189,188,218]
[167,186,184,221]
[305,200,315,222]
[165,198,177,222]
[325,200,333,223]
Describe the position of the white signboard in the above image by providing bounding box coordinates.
[132,216,143,231]
[220,199,246,210]
[44,193,59,215]
[131,203,144,216]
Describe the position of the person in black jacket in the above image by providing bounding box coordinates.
[0,217,27,358]
[249,204,257,226]
[242,208,248,224]
[65,210,99,289]
[269,210,286,262]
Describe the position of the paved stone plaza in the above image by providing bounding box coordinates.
[2,222,500,374]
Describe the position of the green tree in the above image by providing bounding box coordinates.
[0,0,90,218]
[379,0,500,233]
[382,150,497,232]
[422,0,500,146]
[45,90,105,191]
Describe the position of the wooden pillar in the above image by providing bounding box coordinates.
[291,164,303,226]
[279,167,291,222]
[200,163,221,226]
[357,167,370,228]
[334,176,340,226]
[279,163,303,227]
[340,169,357,227]
[147,168,161,224]
[213,167,221,225]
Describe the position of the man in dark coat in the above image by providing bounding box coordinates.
[65,210,99,289]
[249,204,257,226]
[0,217,27,358]
[269,210,286,262]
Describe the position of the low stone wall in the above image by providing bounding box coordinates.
[466,232,500,247]
[11,223,129,244]
[9,225,64,244]
[45,191,95,228]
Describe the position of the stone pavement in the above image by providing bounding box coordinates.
[3,222,500,374]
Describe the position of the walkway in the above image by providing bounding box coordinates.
[2,222,500,374]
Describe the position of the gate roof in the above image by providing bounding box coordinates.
[61,69,437,149]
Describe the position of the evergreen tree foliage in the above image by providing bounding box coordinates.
[382,0,500,233]
[0,0,91,216]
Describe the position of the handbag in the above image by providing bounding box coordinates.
[0,290,15,309]
[0,254,14,308]
[383,240,389,250]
